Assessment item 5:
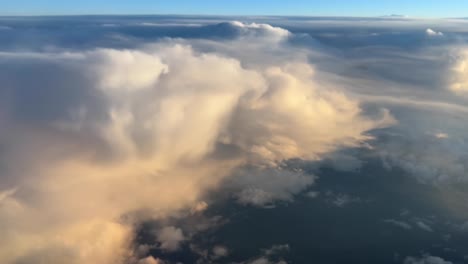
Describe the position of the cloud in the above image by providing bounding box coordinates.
[156,226,185,252]
[375,105,468,185]
[433,133,449,139]
[262,244,290,256]
[450,49,468,94]
[190,201,209,214]
[5,15,468,263]
[229,168,315,207]
[137,256,164,264]
[138,21,291,45]
[378,131,468,184]
[92,49,169,91]
[325,192,362,207]
[245,257,288,264]
[193,21,290,42]
[0,21,393,264]
[426,28,444,37]
[383,219,413,230]
[240,245,290,264]
[212,245,229,258]
[305,191,320,198]
[224,63,394,165]
[227,21,290,41]
[416,221,433,232]
[404,255,453,264]
[7,220,134,264]
[0,45,252,263]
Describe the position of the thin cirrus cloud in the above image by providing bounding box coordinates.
[0,21,393,264]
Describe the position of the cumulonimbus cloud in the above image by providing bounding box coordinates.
[0,22,394,264]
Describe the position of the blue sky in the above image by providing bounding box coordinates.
[2,0,468,17]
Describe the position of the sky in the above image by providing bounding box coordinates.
[2,0,468,17]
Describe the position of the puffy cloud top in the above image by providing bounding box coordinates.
[426,28,444,36]
[228,21,290,40]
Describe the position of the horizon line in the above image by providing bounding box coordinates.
[0,13,461,20]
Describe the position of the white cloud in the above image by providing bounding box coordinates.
[263,244,290,256]
[240,244,290,264]
[91,49,169,91]
[326,192,361,207]
[226,63,395,165]
[227,21,290,42]
[404,255,453,264]
[230,168,315,207]
[433,133,449,139]
[426,28,444,36]
[190,201,209,214]
[247,257,273,264]
[156,226,185,252]
[212,245,229,258]
[137,256,164,264]
[383,219,413,230]
[416,221,433,232]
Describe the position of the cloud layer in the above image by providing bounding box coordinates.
[0,21,392,264]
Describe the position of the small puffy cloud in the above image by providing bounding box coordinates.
[305,191,320,198]
[236,188,279,207]
[229,168,315,207]
[416,221,433,232]
[137,256,164,264]
[383,219,413,230]
[322,152,363,172]
[433,133,449,139]
[241,244,290,264]
[156,226,186,252]
[263,244,290,256]
[228,21,290,41]
[212,245,229,258]
[426,28,444,37]
[404,255,453,264]
[247,257,273,264]
[190,201,209,214]
[326,192,361,207]
[201,21,290,43]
